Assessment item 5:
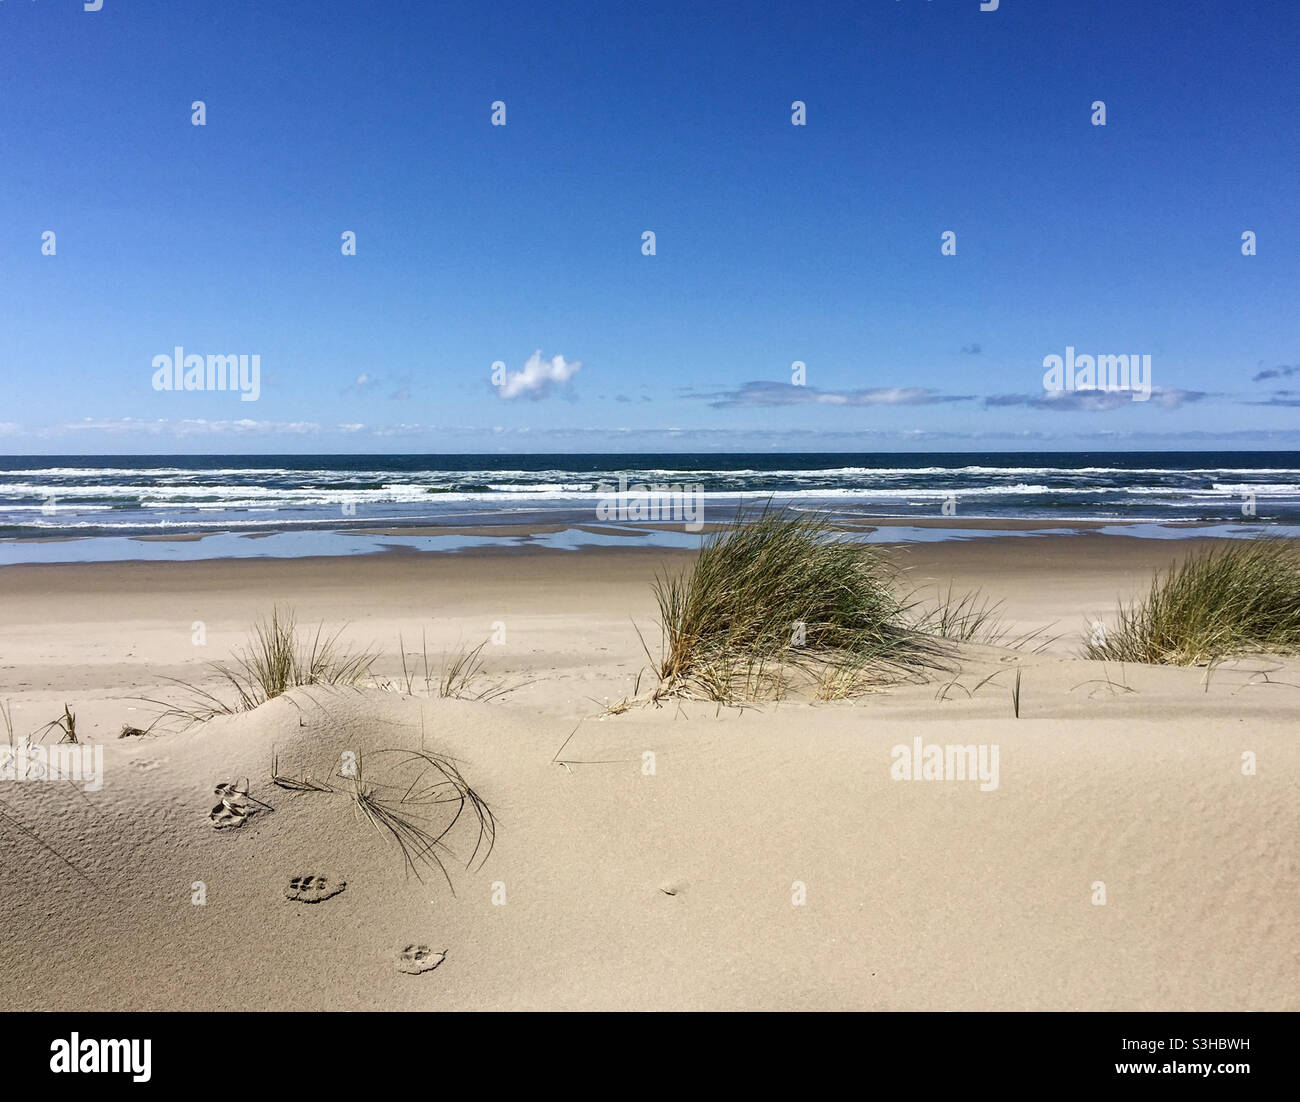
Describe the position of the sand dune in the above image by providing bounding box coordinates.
[0,537,1296,1010]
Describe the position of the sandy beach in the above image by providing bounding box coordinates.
[1,533,1295,1011]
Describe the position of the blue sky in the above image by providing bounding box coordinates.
[1,0,1298,454]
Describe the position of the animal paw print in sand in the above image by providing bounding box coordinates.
[397,945,446,975]
[209,778,270,830]
[210,797,253,830]
[285,875,347,904]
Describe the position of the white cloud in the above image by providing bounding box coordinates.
[692,381,972,409]
[984,387,1208,411]
[20,417,325,438]
[497,350,581,400]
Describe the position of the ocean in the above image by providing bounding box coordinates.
[3,451,1298,563]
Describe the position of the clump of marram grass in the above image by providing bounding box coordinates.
[35,704,78,744]
[219,607,375,705]
[647,506,945,702]
[912,583,1007,643]
[1083,539,1300,666]
[146,607,376,725]
[271,745,495,891]
[911,582,1060,653]
[348,749,495,889]
[391,632,510,700]
[437,639,509,700]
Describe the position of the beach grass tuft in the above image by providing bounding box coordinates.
[36,704,78,744]
[438,639,508,701]
[346,748,496,889]
[390,633,508,701]
[146,607,376,724]
[912,582,1060,653]
[270,744,495,889]
[217,607,375,707]
[912,583,1008,644]
[1083,538,1300,665]
[648,506,944,701]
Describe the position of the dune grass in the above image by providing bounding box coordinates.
[910,582,1060,653]
[147,607,376,724]
[648,506,944,701]
[437,639,509,700]
[1084,538,1300,665]
[348,748,496,889]
[219,607,375,706]
[912,583,1006,643]
[35,704,78,744]
[271,745,495,890]
[392,633,510,700]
